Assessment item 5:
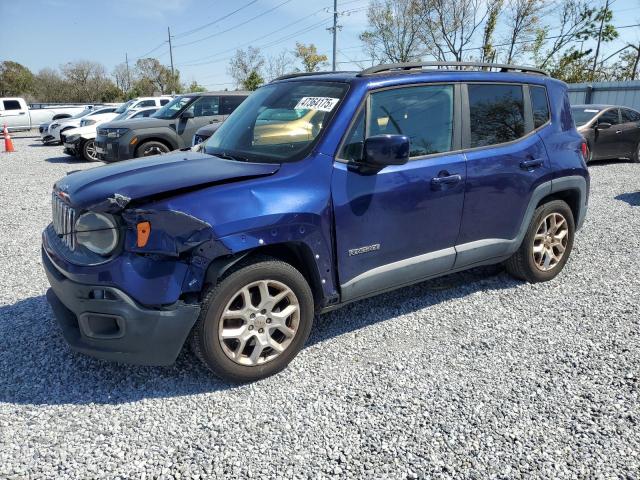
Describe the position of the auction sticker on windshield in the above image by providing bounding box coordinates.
[295,97,339,112]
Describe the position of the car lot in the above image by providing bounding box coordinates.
[0,134,639,478]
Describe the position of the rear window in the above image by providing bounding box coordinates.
[221,95,247,115]
[468,84,525,147]
[3,100,21,110]
[571,107,601,127]
[621,108,640,122]
[530,86,550,128]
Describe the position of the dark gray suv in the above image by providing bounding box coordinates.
[95,91,248,162]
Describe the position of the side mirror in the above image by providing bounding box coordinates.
[181,110,194,119]
[363,134,410,167]
[596,121,611,129]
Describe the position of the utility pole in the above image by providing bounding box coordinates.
[125,53,131,93]
[591,0,610,79]
[332,0,338,71]
[168,26,176,94]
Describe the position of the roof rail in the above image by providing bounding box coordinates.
[272,71,352,81]
[357,61,548,77]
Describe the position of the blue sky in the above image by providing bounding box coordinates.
[1,0,639,90]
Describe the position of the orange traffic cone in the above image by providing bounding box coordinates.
[3,125,15,153]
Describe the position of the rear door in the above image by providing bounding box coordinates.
[619,108,640,157]
[455,83,551,268]
[592,108,622,160]
[332,83,466,301]
[0,99,29,129]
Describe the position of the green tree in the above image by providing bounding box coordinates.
[228,47,265,89]
[187,80,207,92]
[243,70,264,91]
[294,43,328,72]
[0,61,35,96]
[135,58,179,94]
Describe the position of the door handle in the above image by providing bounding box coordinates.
[19,112,26,115]
[615,129,622,134]
[431,173,462,187]
[520,158,544,170]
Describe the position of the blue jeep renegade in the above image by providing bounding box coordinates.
[43,62,590,382]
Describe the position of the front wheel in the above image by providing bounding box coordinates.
[136,140,170,157]
[505,200,575,283]
[191,258,314,382]
[81,139,99,161]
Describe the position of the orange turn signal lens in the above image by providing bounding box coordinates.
[136,221,151,247]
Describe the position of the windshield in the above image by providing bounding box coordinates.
[115,100,135,114]
[203,81,348,163]
[572,107,601,126]
[152,96,196,119]
[71,108,93,119]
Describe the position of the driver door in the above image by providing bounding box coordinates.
[331,84,466,302]
[176,96,221,147]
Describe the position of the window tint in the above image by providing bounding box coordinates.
[3,100,21,110]
[187,96,220,117]
[340,109,365,161]
[137,100,156,108]
[598,109,620,125]
[468,84,525,147]
[621,108,640,122]
[530,86,549,128]
[368,85,454,157]
[221,96,246,115]
[160,98,170,106]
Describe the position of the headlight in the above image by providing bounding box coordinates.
[75,212,119,255]
[106,128,129,139]
[50,123,59,130]
[81,119,96,126]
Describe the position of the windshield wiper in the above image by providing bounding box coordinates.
[211,151,251,162]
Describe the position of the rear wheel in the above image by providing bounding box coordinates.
[82,139,99,161]
[136,140,170,157]
[632,141,640,163]
[505,200,575,283]
[191,258,314,382]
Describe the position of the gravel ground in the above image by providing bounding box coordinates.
[0,133,638,479]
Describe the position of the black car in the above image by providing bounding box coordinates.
[192,122,223,147]
[573,104,640,163]
[94,91,249,162]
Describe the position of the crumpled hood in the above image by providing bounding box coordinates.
[54,151,280,212]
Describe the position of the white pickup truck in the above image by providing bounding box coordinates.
[0,97,89,131]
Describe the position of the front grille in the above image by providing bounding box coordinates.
[52,193,76,250]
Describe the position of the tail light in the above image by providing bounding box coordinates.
[580,142,589,161]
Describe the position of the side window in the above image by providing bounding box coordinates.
[368,84,454,157]
[221,96,246,115]
[621,108,640,123]
[138,100,156,108]
[530,85,550,128]
[468,84,525,147]
[187,96,220,117]
[3,100,21,110]
[340,109,365,162]
[160,99,170,106]
[598,109,620,125]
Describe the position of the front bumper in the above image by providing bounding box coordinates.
[95,134,134,162]
[43,248,200,366]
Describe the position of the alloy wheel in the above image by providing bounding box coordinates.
[143,145,167,156]
[218,279,300,366]
[532,212,569,271]
[84,140,98,161]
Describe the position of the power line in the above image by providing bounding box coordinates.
[172,0,260,39]
[178,6,331,66]
[173,0,294,49]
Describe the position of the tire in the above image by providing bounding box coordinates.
[136,140,171,158]
[632,141,640,163]
[191,257,314,382]
[81,139,99,161]
[505,199,575,283]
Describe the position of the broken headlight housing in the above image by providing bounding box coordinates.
[75,212,119,255]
